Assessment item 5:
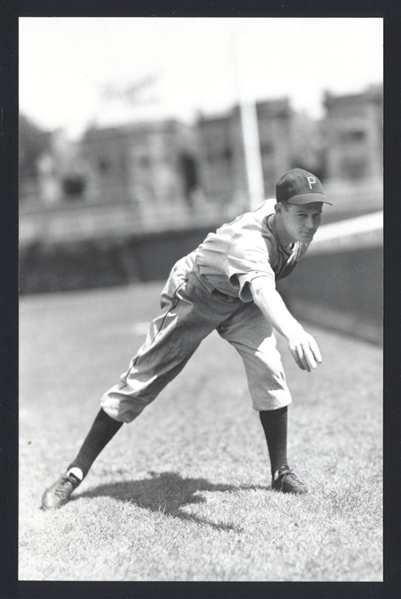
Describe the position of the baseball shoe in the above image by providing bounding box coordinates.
[41,472,81,510]
[272,466,308,495]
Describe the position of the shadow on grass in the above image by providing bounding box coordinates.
[73,471,267,532]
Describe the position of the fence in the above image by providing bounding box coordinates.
[19,178,383,244]
[277,211,383,344]
[19,200,231,244]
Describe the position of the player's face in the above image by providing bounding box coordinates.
[280,202,323,244]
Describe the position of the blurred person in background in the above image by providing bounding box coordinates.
[42,168,332,510]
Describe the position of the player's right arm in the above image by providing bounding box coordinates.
[249,276,322,372]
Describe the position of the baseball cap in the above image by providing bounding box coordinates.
[276,168,332,205]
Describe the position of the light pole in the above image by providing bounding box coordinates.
[231,26,265,211]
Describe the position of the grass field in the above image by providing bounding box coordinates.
[19,283,383,581]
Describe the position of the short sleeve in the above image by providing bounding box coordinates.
[224,232,276,302]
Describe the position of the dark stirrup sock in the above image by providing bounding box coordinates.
[259,407,288,477]
[67,409,124,478]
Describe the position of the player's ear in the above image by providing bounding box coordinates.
[274,203,283,215]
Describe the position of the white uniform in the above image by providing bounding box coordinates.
[101,200,310,423]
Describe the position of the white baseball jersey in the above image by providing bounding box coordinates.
[195,199,310,302]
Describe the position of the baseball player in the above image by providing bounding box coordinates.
[42,168,332,510]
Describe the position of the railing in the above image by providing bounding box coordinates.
[19,201,229,243]
[19,179,383,244]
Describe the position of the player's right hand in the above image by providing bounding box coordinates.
[287,330,322,372]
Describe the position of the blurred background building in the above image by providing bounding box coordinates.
[323,85,382,182]
[82,120,200,218]
[19,83,383,242]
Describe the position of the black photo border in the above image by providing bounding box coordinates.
[1,2,400,598]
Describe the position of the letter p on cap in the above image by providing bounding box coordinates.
[307,176,316,189]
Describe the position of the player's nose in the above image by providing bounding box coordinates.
[305,216,317,231]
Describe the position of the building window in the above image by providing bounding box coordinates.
[260,142,273,155]
[62,175,86,200]
[140,156,150,168]
[224,147,232,161]
[206,147,232,162]
[342,158,366,180]
[98,158,111,173]
[340,130,366,144]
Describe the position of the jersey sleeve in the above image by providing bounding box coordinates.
[224,232,276,302]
